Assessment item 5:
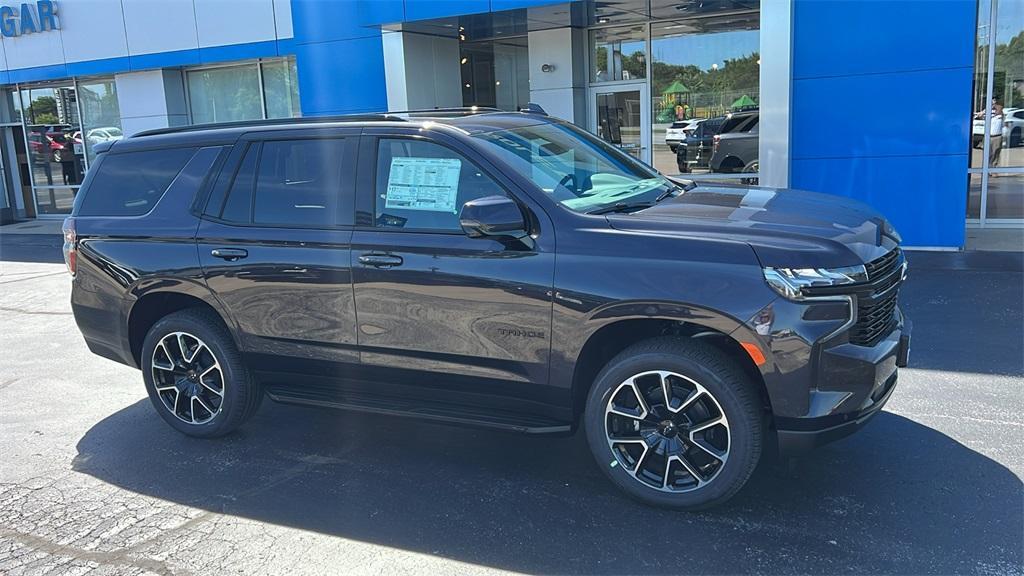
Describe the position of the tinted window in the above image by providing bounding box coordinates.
[78,148,196,216]
[219,144,258,223]
[252,139,351,227]
[375,139,506,231]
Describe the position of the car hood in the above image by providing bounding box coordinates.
[606,184,900,269]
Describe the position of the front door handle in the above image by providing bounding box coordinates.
[358,254,403,268]
[211,248,248,261]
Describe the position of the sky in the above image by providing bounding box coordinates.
[651,29,759,71]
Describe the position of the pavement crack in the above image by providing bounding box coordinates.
[0,528,189,576]
[0,306,72,316]
[0,271,67,285]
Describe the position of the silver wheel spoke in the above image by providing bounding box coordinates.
[674,452,706,487]
[691,438,727,462]
[675,389,703,413]
[690,416,725,436]
[608,379,650,421]
[200,379,224,397]
[633,443,655,479]
[195,396,216,416]
[153,342,175,371]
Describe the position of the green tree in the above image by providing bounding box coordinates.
[26,95,58,124]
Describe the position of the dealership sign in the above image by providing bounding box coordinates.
[1,1,59,37]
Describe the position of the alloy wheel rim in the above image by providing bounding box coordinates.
[151,331,225,425]
[604,370,730,492]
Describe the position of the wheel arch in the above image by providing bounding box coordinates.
[126,280,238,368]
[569,315,773,427]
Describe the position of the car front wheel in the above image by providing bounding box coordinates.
[584,337,763,510]
[141,308,260,437]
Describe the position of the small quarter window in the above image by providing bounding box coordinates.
[78,148,196,216]
[219,144,258,223]
[375,139,506,231]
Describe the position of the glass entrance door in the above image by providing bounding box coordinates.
[590,84,651,165]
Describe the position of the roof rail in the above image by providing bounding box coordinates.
[131,113,406,138]
[389,106,502,116]
[130,106,509,139]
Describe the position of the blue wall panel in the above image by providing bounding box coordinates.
[793,0,976,79]
[293,36,388,115]
[790,0,977,248]
[291,0,388,115]
[791,67,973,159]
[792,155,968,248]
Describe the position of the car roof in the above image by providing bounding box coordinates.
[111,108,555,153]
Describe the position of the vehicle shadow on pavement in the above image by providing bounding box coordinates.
[73,400,1023,574]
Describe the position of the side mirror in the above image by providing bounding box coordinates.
[460,195,528,239]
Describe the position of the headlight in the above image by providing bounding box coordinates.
[763,265,867,300]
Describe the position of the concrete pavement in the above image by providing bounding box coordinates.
[0,236,1021,575]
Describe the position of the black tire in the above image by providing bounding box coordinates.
[583,336,762,510]
[141,308,260,438]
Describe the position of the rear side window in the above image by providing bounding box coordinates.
[252,139,350,227]
[78,148,196,216]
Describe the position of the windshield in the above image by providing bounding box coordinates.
[473,122,678,214]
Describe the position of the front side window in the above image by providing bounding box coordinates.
[474,121,677,214]
[374,139,507,231]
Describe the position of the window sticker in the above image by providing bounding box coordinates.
[384,157,462,213]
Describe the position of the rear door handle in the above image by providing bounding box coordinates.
[358,254,403,268]
[211,248,248,261]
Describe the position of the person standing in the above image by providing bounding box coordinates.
[989,99,1004,167]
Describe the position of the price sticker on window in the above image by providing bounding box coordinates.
[384,157,462,213]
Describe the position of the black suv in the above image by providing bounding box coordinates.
[65,109,910,510]
[709,110,759,181]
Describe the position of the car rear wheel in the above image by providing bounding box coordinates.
[584,337,762,510]
[141,308,260,438]
[741,160,759,185]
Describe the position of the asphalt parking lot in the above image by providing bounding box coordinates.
[1,233,1022,576]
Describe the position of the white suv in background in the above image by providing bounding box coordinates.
[664,119,702,152]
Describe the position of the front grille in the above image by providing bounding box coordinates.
[802,247,905,347]
[849,248,904,346]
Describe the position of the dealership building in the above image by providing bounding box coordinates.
[0,0,1019,249]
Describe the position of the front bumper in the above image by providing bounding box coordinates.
[767,307,912,456]
[776,370,897,455]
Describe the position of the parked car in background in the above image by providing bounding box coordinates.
[675,116,725,172]
[664,119,701,152]
[26,125,73,162]
[86,127,124,146]
[710,111,759,182]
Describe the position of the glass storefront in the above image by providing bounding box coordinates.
[586,2,760,180]
[969,0,1023,224]
[186,57,300,124]
[461,36,531,111]
[3,57,300,218]
[13,83,91,216]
